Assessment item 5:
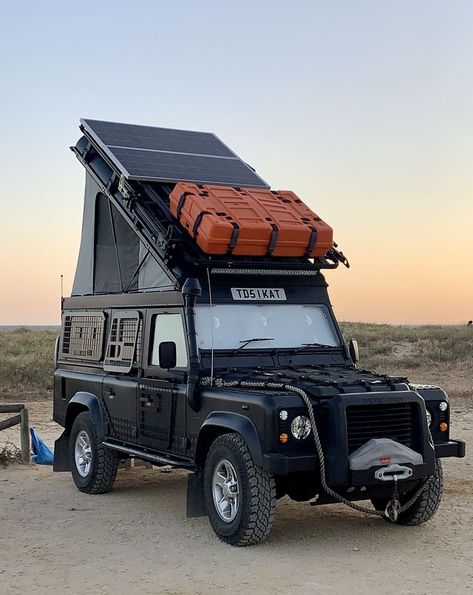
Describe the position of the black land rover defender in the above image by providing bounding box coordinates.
[53,119,465,546]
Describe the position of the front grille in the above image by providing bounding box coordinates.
[346,403,416,454]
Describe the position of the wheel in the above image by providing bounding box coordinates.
[203,433,276,546]
[69,411,119,494]
[372,458,443,525]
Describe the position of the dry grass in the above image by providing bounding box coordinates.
[340,323,473,401]
[0,328,57,401]
[0,325,471,402]
[0,442,23,467]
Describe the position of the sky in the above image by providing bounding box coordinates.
[0,0,472,325]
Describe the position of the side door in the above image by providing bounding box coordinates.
[102,310,142,443]
[138,309,189,454]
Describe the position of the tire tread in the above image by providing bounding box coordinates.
[205,433,276,546]
[70,411,119,494]
[397,458,443,526]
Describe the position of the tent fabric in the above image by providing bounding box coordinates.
[72,174,99,296]
[72,173,174,296]
[93,194,140,294]
[138,242,173,291]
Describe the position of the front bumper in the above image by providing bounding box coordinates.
[263,438,465,476]
[435,439,465,458]
[263,452,317,475]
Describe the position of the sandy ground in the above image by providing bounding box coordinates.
[0,400,471,595]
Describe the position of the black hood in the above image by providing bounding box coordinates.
[206,364,409,400]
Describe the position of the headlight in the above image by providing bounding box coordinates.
[291,415,311,440]
[426,409,432,427]
[439,401,448,412]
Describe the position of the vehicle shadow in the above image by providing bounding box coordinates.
[107,467,439,550]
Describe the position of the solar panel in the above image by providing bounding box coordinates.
[80,119,269,188]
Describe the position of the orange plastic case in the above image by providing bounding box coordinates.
[169,183,333,258]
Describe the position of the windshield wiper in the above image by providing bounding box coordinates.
[235,337,274,352]
[295,342,332,352]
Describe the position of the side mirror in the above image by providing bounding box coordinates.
[348,338,360,365]
[159,341,177,369]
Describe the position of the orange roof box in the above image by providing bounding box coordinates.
[169,183,333,258]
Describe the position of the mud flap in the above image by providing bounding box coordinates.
[186,472,206,518]
[53,431,70,472]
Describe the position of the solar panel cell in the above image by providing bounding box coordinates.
[84,119,234,157]
[109,147,264,186]
[80,119,268,188]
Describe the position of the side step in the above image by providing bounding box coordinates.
[102,440,194,470]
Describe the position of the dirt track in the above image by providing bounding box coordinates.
[0,401,472,594]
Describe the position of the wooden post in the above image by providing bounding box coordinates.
[19,407,31,465]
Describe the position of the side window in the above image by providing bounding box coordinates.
[150,313,188,368]
[60,312,105,361]
[104,311,140,373]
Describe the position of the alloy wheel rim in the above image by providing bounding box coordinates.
[75,430,93,477]
[212,459,240,522]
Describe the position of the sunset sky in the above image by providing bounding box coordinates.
[1,1,472,325]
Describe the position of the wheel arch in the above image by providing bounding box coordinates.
[65,392,104,439]
[195,412,263,470]
[54,392,104,473]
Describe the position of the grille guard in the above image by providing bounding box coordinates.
[315,390,436,486]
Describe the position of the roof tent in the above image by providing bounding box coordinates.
[71,119,347,296]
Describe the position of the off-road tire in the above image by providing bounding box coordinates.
[204,433,276,546]
[70,411,119,494]
[372,458,443,525]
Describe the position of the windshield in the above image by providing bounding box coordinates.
[195,304,339,350]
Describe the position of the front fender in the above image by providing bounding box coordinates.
[199,411,263,467]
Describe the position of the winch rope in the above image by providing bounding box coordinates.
[200,377,433,522]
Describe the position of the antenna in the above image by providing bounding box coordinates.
[60,274,64,304]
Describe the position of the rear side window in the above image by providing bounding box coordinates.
[104,311,140,373]
[150,313,188,368]
[60,312,105,361]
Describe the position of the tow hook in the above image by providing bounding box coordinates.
[375,464,414,521]
[383,473,400,522]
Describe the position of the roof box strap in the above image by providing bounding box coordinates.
[227,222,240,254]
[192,211,211,239]
[177,191,193,218]
[305,228,318,258]
[267,224,279,255]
